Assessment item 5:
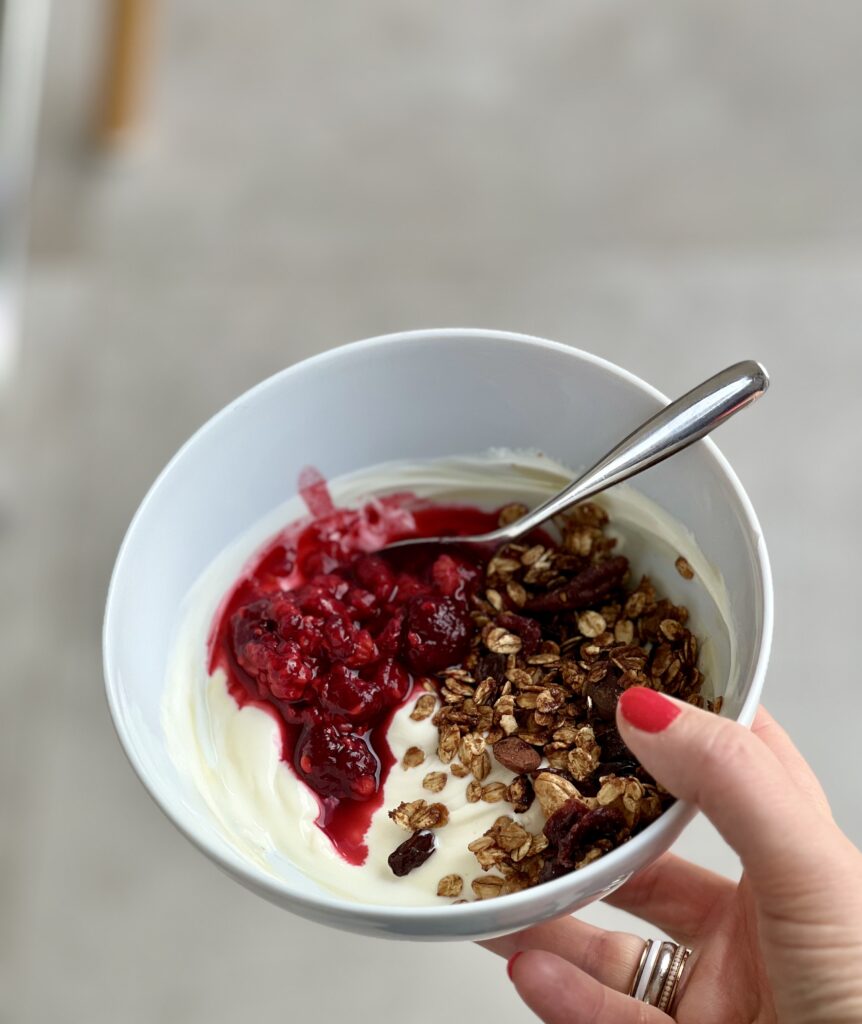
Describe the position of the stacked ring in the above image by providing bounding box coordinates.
[629,938,692,1015]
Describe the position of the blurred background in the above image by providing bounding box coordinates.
[2,1,862,1021]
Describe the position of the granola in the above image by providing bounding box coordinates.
[437,874,464,897]
[389,799,450,831]
[386,501,717,898]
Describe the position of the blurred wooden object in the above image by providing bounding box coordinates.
[97,0,154,143]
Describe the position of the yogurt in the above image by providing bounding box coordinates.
[163,451,733,906]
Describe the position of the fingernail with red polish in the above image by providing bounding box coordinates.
[618,686,681,733]
[507,952,524,981]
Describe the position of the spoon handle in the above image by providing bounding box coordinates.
[502,360,769,542]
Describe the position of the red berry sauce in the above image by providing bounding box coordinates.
[209,468,501,864]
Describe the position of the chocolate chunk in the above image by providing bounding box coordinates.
[472,651,508,685]
[587,677,625,722]
[594,725,632,764]
[387,830,436,877]
[493,736,542,774]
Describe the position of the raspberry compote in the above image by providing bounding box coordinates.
[209,469,501,864]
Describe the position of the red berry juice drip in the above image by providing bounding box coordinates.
[209,468,500,864]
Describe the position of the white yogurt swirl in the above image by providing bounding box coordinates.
[162,451,734,906]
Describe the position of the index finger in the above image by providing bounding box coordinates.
[616,689,839,912]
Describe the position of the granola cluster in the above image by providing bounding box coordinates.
[387,501,718,899]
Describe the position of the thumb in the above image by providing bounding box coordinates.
[616,687,832,904]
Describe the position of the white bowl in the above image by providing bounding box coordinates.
[103,329,772,941]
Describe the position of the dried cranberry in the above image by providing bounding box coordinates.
[387,831,436,876]
[557,806,626,866]
[403,594,472,673]
[600,761,641,777]
[568,806,627,850]
[526,556,629,613]
[543,797,592,846]
[542,801,628,877]
[538,859,569,884]
[496,611,542,655]
[295,722,379,800]
[572,774,601,798]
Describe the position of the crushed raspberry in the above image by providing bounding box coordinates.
[404,594,472,673]
[295,722,379,801]
[210,476,500,864]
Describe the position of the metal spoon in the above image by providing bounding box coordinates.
[382,359,769,553]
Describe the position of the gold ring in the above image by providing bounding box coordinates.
[628,938,651,997]
[628,938,693,1015]
[658,944,691,1014]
